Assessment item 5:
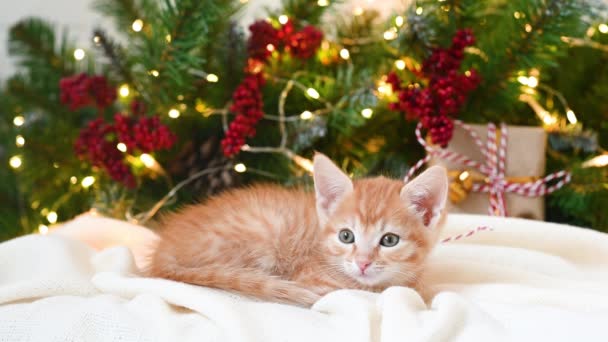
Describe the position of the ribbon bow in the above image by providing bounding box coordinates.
[405,120,571,216]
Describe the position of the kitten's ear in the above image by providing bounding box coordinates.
[313,153,353,225]
[400,166,448,229]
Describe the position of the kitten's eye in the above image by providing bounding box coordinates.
[380,233,400,247]
[338,229,355,244]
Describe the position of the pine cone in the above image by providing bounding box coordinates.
[169,136,238,196]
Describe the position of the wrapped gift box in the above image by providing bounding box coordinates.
[430,123,547,220]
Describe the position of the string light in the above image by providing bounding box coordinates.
[206,74,219,82]
[168,108,180,118]
[599,24,608,34]
[278,15,289,24]
[119,84,130,97]
[234,163,247,173]
[73,49,85,60]
[317,0,329,6]
[566,109,578,124]
[132,19,144,32]
[47,211,58,224]
[513,11,522,19]
[9,156,22,169]
[517,75,538,88]
[395,59,406,70]
[165,34,172,43]
[39,224,49,235]
[524,24,532,33]
[149,70,160,77]
[140,153,156,168]
[582,153,608,168]
[383,28,398,40]
[339,48,350,60]
[395,16,404,27]
[300,110,314,120]
[353,7,364,16]
[361,108,373,119]
[70,176,78,184]
[117,142,127,152]
[13,115,25,126]
[16,135,25,147]
[416,7,423,15]
[81,176,96,188]
[306,88,320,99]
[291,155,314,173]
[266,44,275,52]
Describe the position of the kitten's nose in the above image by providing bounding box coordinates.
[357,261,372,272]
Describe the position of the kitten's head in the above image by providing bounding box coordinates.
[313,153,448,288]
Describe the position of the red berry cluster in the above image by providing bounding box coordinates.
[75,104,176,188]
[221,18,323,157]
[114,114,176,153]
[75,118,136,188]
[247,19,323,62]
[221,73,266,157]
[59,73,116,111]
[388,29,481,147]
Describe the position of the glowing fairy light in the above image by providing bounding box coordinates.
[39,224,49,235]
[517,76,529,85]
[361,108,373,119]
[599,24,608,34]
[73,49,85,60]
[16,135,25,147]
[70,176,78,184]
[527,76,538,88]
[266,44,275,52]
[81,176,96,188]
[140,153,156,168]
[317,0,329,6]
[149,70,160,77]
[168,108,180,118]
[234,163,247,173]
[513,11,522,19]
[165,34,172,43]
[582,154,608,168]
[93,35,101,44]
[206,74,219,83]
[300,110,314,120]
[291,155,314,173]
[13,115,25,126]
[117,142,127,152]
[395,16,404,27]
[306,88,320,99]
[353,7,364,16]
[395,60,406,70]
[416,7,423,15]
[9,156,22,169]
[47,211,58,224]
[525,24,532,33]
[132,19,144,32]
[278,15,289,24]
[339,48,350,60]
[542,112,557,126]
[119,84,130,97]
[383,29,398,40]
[566,109,578,124]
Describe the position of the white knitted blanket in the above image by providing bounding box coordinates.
[1,213,607,341]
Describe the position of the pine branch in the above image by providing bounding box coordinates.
[93,28,135,85]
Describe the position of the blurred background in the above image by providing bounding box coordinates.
[1,0,607,240]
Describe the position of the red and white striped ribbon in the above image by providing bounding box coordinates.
[441,225,493,243]
[405,120,572,217]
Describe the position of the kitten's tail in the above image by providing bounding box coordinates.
[148,260,320,307]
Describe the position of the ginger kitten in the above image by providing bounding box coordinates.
[149,153,448,306]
